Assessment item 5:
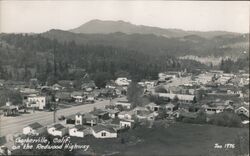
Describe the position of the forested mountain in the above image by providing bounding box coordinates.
[0,20,248,84]
[70,19,240,39]
[0,33,207,84]
[43,29,249,57]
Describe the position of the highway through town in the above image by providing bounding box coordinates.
[0,99,115,137]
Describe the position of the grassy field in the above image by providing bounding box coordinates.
[72,122,249,156]
[12,122,249,156]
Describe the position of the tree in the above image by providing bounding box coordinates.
[209,112,242,127]
[172,95,179,104]
[127,81,144,108]
[92,72,112,88]
[155,85,167,93]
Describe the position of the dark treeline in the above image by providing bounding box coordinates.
[220,57,249,73]
[0,33,207,85]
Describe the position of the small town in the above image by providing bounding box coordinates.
[0,68,249,155]
[0,1,249,156]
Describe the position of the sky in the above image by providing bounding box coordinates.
[0,1,249,33]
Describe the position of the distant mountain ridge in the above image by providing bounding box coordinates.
[42,29,249,57]
[69,19,240,38]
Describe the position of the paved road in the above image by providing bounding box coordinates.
[0,99,114,137]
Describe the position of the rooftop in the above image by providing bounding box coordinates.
[28,122,43,129]
[91,125,116,133]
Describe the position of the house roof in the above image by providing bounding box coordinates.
[235,105,249,111]
[0,105,18,110]
[118,110,134,116]
[158,93,194,101]
[74,125,87,131]
[52,83,62,88]
[28,122,43,129]
[92,125,116,133]
[165,103,175,108]
[71,91,84,97]
[53,124,65,130]
[83,113,98,119]
[105,109,119,114]
[146,102,158,107]
[55,92,72,99]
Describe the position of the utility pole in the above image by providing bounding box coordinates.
[53,98,58,123]
[53,40,57,124]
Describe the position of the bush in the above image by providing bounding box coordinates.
[209,112,242,128]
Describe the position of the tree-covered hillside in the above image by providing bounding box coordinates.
[42,29,249,57]
[0,33,208,84]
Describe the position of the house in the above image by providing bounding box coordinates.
[47,124,68,137]
[69,125,87,138]
[81,81,96,92]
[165,103,175,115]
[71,91,85,103]
[91,125,117,138]
[106,109,119,118]
[91,109,109,120]
[52,83,63,91]
[115,77,131,86]
[83,113,99,126]
[115,101,132,110]
[23,122,46,135]
[26,95,47,110]
[58,80,74,90]
[235,106,249,118]
[133,106,148,115]
[75,113,84,125]
[0,102,18,116]
[158,93,195,104]
[158,72,177,81]
[201,104,225,114]
[120,119,135,128]
[106,80,117,89]
[136,110,158,121]
[86,96,95,103]
[20,88,39,95]
[145,103,160,112]
[55,92,72,102]
[118,110,134,120]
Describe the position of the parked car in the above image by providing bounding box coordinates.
[58,115,65,120]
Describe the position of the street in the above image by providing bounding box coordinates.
[0,99,113,137]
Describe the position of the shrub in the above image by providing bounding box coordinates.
[209,112,242,128]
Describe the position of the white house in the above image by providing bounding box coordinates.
[118,111,134,120]
[106,109,120,119]
[120,119,134,128]
[158,93,195,104]
[75,113,84,125]
[47,124,68,137]
[23,122,46,135]
[71,92,85,103]
[91,125,117,138]
[202,105,225,115]
[165,103,175,115]
[115,78,131,86]
[69,125,87,138]
[146,103,160,112]
[26,95,47,110]
[235,106,249,118]
[115,101,132,109]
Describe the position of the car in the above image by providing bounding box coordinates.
[58,115,65,120]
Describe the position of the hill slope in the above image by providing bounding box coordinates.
[43,29,249,57]
[70,19,240,38]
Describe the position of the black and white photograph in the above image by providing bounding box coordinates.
[0,1,249,155]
